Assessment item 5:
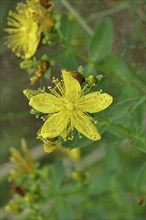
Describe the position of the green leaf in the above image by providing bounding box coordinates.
[88,170,115,195]
[44,68,51,80]
[89,18,113,63]
[57,201,75,220]
[51,160,65,187]
[99,54,132,82]
[106,97,145,151]
[110,96,146,123]
[136,143,146,153]
[59,14,75,42]
[62,130,94,149]
[135,162,146,200]
[59,48,78,70]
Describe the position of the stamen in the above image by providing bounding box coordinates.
[41,115,48,121]
[84,112,98,126]
[76,129,82,139]
[48,77,65,98]
[70,128,74,140]
[79,85,93,98]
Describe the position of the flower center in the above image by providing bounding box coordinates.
[66,102,74,111]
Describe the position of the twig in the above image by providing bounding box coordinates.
[88,2,129,22]
[60,0,94,36]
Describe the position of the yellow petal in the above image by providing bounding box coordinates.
[77,92,113,113]
[39,111,69,138]
[62,69,81,102]
[29,93,65,113]
[72,109,101,141]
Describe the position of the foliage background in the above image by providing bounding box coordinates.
[0,0,145,219]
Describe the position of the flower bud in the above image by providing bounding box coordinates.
[85,74,97,87]
[24,193,36,203]
[5,202,22,214]
[71,171,86,182]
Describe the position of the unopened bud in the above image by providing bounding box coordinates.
[5,202,22,214]
[24,193,36,203]
[85,74,97,87]
[71,171,86,182]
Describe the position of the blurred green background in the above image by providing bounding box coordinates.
[0,0,145,219]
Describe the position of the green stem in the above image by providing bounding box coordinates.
[0,111,30,121]
[51,48,66,59]
[73,49,92,63]
[60,0,94,36]
[88,2,128,22]
[60,0,143,36]
[87,1,144,22]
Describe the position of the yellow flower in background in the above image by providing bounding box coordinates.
[8,138,35,181]
[27,0,55,32]
[5,201,22,214]
[28,70,113,141]
[5,0,55,59]
[5,2,41,59]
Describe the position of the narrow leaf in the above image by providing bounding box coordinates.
[89,18,113,62]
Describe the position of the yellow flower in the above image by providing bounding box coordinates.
[5,0,55,59]
[27,0,55,32]
[5,2,41,59]
[28,70,113,141]
[8,138,35,181]
[5,201,22,214]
